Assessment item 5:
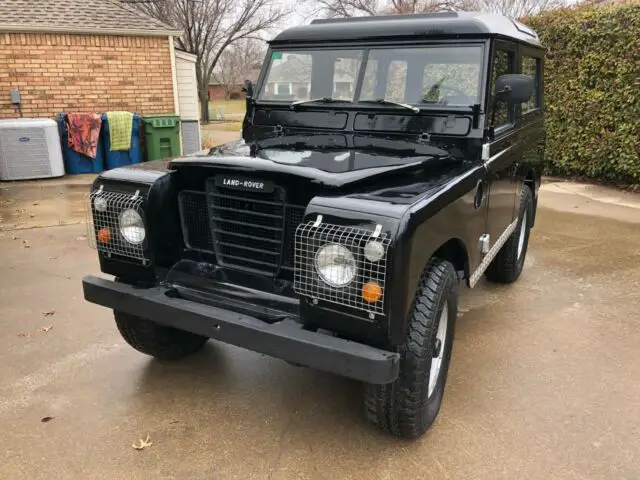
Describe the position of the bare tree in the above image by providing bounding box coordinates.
[126,0,290,123]
[315,0,563,18]
[213,39,265,99]
[473,0,563,18]
[315,0,473,17]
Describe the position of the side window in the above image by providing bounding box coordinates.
[521,56,540,113]
[490,49,515,127]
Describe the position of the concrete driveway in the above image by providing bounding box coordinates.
[0,178,639,479]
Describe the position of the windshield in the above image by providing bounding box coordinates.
[258,45,483,107]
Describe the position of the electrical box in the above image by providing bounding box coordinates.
[10,89,21,104]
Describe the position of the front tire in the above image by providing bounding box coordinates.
[364,258,458,439]
[114,311,208,361]
[485,185,533,284]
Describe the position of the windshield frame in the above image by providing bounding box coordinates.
[254,40,489,112]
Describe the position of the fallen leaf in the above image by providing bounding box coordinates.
[40,325,53,333]
[41,416,54,423]
[42,310,56,316]
[76,235,87,241]
[132,434,153,450]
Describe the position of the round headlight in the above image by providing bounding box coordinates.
[119,209,145,245]
[94,196,108,212]
[364,240,385,262]
[315,243,356,288]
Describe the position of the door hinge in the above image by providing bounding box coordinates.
[479,234,490,255]
[418,132,431,144]
[482,143,490,162]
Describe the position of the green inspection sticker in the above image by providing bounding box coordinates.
[271,51,283,60]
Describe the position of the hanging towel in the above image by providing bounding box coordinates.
[106,111,134,151]
[66,113,102,159]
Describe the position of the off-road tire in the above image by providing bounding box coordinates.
[364,258,458,439]
[484,185,533,284]
[114,311,208,361]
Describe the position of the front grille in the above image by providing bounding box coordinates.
[178,180,305,275]
[178,190,212,251]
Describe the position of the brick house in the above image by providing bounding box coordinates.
[208,83,246,101]
[0,0,183,120]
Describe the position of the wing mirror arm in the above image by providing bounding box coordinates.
[242,79,255,119]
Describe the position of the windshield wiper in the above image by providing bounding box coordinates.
[359,98,419,113]
[290,97,352,109]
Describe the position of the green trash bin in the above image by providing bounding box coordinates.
[142,115,181,161]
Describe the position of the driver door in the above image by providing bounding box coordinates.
[484,42,519,252]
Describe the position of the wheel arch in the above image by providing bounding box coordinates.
[391,236,469,346]
[431,237,469,284]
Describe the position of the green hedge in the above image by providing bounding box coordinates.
[524,2,640,184]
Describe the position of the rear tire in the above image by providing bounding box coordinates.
[364,258,458,439]
[485,185,533,284]
[114,311,208,361]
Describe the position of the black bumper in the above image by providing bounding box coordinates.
[82,276,400,384]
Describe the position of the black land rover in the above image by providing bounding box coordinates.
[82,12,545,439]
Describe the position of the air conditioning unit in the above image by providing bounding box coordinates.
[0,119,65,180]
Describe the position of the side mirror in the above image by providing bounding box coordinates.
[495,74,534,104]
[242,79,254,98]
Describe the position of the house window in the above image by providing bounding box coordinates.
[521,56,540,113]
[275,82,292,96]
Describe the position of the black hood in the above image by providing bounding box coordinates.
[169,138,453,189]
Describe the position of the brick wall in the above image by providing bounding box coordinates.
[0,33,176,119]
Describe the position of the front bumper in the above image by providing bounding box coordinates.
[82,275,400,384]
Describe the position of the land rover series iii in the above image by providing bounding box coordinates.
[82,12,544,438]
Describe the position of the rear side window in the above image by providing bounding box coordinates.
[521,56,541,113]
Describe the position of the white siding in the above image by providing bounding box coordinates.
[175,52,200,121]
[174,50,201,152]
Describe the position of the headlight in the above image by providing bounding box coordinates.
[364,240,385,262]
[314,243,356,287]
[119,209,145,245]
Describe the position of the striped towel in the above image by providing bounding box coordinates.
[106,111,134,151]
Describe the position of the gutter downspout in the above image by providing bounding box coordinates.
[168,35,183,154]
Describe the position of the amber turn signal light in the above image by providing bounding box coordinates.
[97,227,111,244]
[362,281,382,303]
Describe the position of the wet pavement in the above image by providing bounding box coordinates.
[0,178,639,479]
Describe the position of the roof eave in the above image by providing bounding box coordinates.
[0,24,183,37]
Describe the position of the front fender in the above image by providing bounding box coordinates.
[388,164,486,346]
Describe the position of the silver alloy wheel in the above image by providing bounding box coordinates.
[428,304,448,398]
[517,207,528,260]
